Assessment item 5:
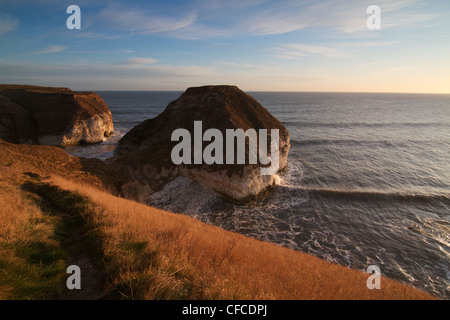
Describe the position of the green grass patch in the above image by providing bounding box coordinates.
[2,178,219,300]
[0,180,107,299]
[21,181,106,258]
[0,223,67,299]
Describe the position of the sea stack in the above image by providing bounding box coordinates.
[113,85,290,203]
[0,85,114,147]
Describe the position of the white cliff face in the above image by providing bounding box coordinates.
[38,113,114,147]
[178,142,289,202]
[180,168,277,202]
[66,113,114,146]
[176,131,289,202]
[0,85,114,148]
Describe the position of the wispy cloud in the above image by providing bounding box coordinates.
[0,14,19,35]
[124,57,157,65]
[239,0,434,35]
[368,66,413,78]
[99,5,197,34]
[23,45,67,56]
[191,0,435,38]
[0,58,214,84]
[341,41,400,48]
[213,60,277,72]
[273,39,399,60]
[78,0,437,40]
[274,44,338,59]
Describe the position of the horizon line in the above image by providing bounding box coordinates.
[91,89,450,95]
[2,83,449,95]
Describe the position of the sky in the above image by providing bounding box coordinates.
[0,0,449,93]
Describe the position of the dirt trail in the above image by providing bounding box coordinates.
[57,209,108,300]
[22,174,110,300]
[63,255,107,300]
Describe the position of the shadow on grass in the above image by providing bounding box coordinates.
[13,173,107,299]
[12,172,202,300]
[21,177,104,257]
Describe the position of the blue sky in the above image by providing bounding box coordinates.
[0,0,449,92]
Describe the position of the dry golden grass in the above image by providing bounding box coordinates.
[0,140,436,300]
[50,175,435,300]
[0,168,67,299]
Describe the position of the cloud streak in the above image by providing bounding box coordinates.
[273,39,400,60]
[124,57,157,65]
[274,44,338,59]
[212,0,434,38]
[84,0,437,40]
[99,5,197,34]
[0,14,19,35]
[22,45,67,56]
[239,0,435,35]
[0,58,214,83]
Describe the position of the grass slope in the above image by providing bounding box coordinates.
[0,140,436,300]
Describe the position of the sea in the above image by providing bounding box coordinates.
[65,91,450,299]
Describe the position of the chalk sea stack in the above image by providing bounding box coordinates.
[0,85,114,147]
[113,85,290,203]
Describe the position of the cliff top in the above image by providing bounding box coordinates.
[0,84,90,95]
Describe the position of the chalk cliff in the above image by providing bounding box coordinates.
[0,85,114,147]
[112,85,290,203]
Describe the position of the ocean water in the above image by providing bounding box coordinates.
[66,91,450,299]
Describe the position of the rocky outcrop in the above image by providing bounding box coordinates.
[112,85,290,203]
[0,94,35,144]
[0,85,114,147]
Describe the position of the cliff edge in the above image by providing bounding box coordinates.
[0,84,114,147]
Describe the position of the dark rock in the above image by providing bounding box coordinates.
[0,85,114,147]
[112,85,290,203]
[0,94,35,144]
